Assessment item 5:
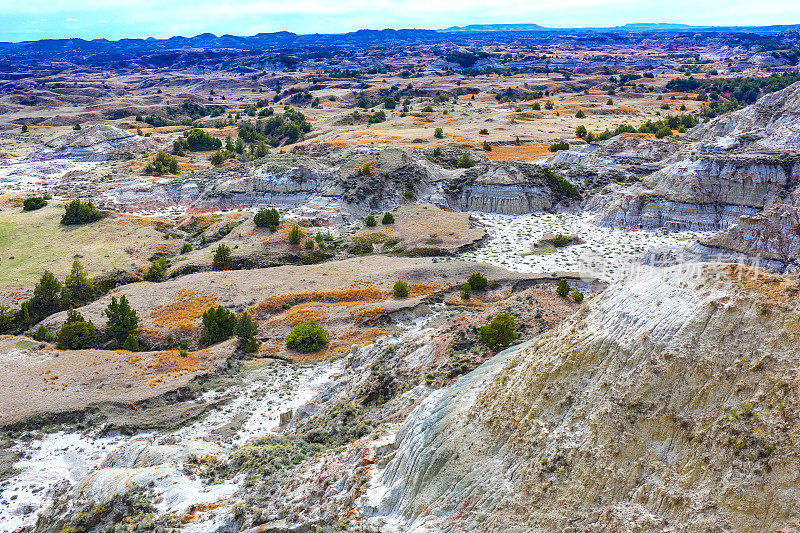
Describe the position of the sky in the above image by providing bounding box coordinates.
[1,0,799,42]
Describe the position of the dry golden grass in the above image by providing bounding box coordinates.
[484,143,551,161]
[151,289,218,331]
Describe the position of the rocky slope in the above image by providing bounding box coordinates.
[597,82,800,232]
[104,146,579,219]
[27,124,153,162]
[361,263,800,531]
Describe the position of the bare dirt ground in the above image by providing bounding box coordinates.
[0,335,231,427]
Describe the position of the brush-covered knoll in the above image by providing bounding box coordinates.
[349,203,485,256]
[363,263,800,532]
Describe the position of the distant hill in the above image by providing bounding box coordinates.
[439,22,800,33]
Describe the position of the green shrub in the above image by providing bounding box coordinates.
[62,259,96,307]
[22,197,48,211]
[33,325,53,342]
[575,110,586,118]
[286,320,329,353]
[237,311,258,346]
[461,282,472,300]
[56,309,96,349]
[143,258,168,281]
[477,313,519,351]
[422,105,434,112]
[575,125,587,138]
[571,289,584,303]
[122,333,140,352]
[61,200,100,225]
[365,215,377,227]
[381,212,395,225]
[245,335,260,353]
[180,242,193,254]
[557,279,570,297]
[201,305,238,345]
[483,141,492,151]
[213,244,233,270]
[548,141,569,152]
[467,272,488,291]
[551,234,570,247]
[305,239,314,250]
[434,127,443,138]
[210,149,235,166]
[433,147,442,157]
[542,167,580,199]
[393,279,410,298]
[179,128,223,151]
[254,208,280,228]
[145,150,179,175]
[455,153,474,169]
[288,224,303,245]
[28,271,62,321]
[103,295,139,343]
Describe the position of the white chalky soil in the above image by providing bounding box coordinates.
[457,212,711,281]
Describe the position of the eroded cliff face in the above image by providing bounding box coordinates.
[363,263,800,532]
[700,204,800,269]
[597,82,800,232]
[601,154,800,230]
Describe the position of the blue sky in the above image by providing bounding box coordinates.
[1,0,799,42]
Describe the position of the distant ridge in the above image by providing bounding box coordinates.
[439,22,800,33]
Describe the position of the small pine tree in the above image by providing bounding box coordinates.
[201,305,238,345]
[56,309,96,349]
[236,311,258,346]
[213,244,233,270]
[103,295,139,343]
[33,325,53,342]
[467,272,488,291]
[143,257,168,281]
[571,289,584,303]
[557,279,570,297]
[483,141,492,151]
[575,110,586,118]
[434,127,444,139]
[381,212,395,225]
[477,313,519,351]
[365,215,377,227]
[29,271,62,320]
[393,279,410,298]
[288,224,303,245]
[254,208,280,228]
[461,282,472,300]
[122,333,140,352]
[245,334,260,353]
[62,259,95,307]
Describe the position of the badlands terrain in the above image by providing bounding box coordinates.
[1,23,800,532]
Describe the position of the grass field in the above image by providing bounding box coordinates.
[0,203,167,304]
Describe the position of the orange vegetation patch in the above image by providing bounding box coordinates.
[261,221,307,246]
[484,144,551,161]
[151,289,219,331]
[252,287,388,317]
[266,304,329,326]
